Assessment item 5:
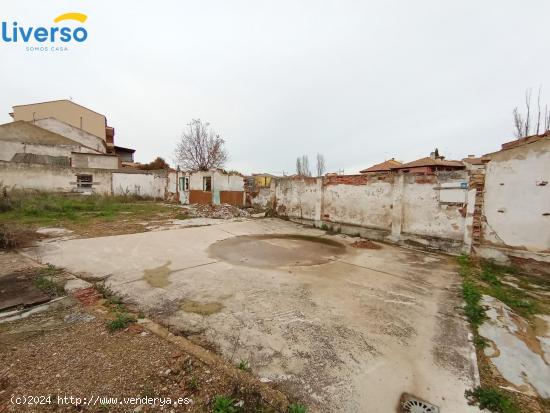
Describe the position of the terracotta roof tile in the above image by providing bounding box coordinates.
[360,158,402,173]
[390,157,464,169]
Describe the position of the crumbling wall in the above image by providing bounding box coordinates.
[322,174,393,230]
[251,187,272,208]
[273,172,470,253]
[401,173,468,241]
[274,177,321,221]
[112,171,167,198]
[482,137,549,255]
[0,160,112,194]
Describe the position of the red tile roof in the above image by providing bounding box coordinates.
[390,157,464,170]
[360,158,402,173]
[499,131,549,151]
[462,156,488,165]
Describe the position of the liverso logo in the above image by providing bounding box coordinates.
[1,12,88,52]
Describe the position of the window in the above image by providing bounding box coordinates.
[76,174,93,191]
[203,176,212,191]
[179,176,189,191]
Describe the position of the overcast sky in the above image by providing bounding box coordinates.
[1,1,549,174]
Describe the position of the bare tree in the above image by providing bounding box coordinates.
[513,86,550,138]
[316,153,326,177]
[175,119,228,171]
[295,154,311,176]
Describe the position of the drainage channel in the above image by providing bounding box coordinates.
[400,393,440,413]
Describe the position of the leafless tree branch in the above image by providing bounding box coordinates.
[175,119,228,171]
[316,153,326,177]
[513,86,549,138]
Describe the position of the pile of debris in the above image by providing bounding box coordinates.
[181,203,252,219]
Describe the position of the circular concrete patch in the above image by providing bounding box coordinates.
[209,234,345,268]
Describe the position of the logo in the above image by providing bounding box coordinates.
[1,12,88,52]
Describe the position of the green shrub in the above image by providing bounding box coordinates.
[212,395,238,413]
[106,313,135,331]
[237,359,250,371]
[463,281,485,327]
[288,403,308,413]
[33,265,64,296]
[465,387,519,413]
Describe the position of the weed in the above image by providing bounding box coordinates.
[33,265,64,296]
[238,359,250,371]
[96,282,125,309]
[480,266,501,286]
[187,376,199,391]
[106,313,135,331]
[0,191,167,227]
[0,223,36,249]
[320,223,329,231]
[457,254,472,277]
[141,384,155,398]
[462,281,485,327]
[288,403,308,413]
[486,285,538,317]
[212,395,238,413]
[473,334,489,349]
[465,387,519,413]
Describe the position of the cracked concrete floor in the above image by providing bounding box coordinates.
[30,218,481,412]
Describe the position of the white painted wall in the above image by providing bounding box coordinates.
[275,178,322,221]
[483,138,550,252]
[167,171,177,194]
[401,174,466,241]
[112,172,166,198]
[323,181,393,229]
[213,171,244,191]
[189,171,210,191]
[34,118,106,153]
[0,161,112,194]
[273,172,469,249]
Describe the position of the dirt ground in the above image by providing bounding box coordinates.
[29,218,483,413]
[0,253,288,413]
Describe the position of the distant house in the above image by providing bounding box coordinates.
[179,169,245,206]
[462,155,488,171]
[114,146,136,163]
[250,173,277,188]
[10,99,123,154]
[391,149,464,174]
[359,158,402,174]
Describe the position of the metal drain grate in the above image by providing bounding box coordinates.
[400,394,440,413]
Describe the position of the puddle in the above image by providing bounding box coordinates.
[143,261,173,288]
[181,299,223,315]
[209,234,345,268]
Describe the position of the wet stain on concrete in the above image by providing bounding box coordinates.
[143,261,173,288]
[209,234,345,268]
[180,299,223,315]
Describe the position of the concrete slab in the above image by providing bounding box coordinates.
[0,271,50,311]
[31,218,480,412]
[479,295,550,398]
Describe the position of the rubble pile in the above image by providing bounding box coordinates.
[182,203,252,219]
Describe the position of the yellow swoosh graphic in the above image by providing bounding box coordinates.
[53,13,87,23]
